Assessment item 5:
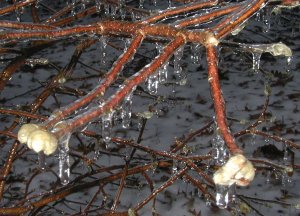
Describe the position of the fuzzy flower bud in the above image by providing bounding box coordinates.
[18,123,58,155]
[213,154,255,186]
[17,123,41,144]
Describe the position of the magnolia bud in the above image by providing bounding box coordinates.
[18,124,41,144]
[213,154,255,186]
[27,129,58,155]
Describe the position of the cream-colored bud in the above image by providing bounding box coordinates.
[18,124,41,144]
[27,129,58,155]
[213,154,255,186]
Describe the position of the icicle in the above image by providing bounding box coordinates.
[16,7,24,22]
[173,46,187,85]
[286,56,292,74]
[38,152,46,170]
[173,46,184,75]
[121,90,134,128]
[147,72,159,95]
[99,36,108,67]
[35,0,40,8]
[102,111,114,145]
[118,0,126,20]
[152,0,157,6]
[156,43,168,84]
[58,132,71,185]
[139,0,144,9]
[215,184,230,209]
[212,131,228,166]
[250,133,256,146]
[252,52,262,73]
[190,43,201,65]
[281,144,292,186]
[96,0,102,13]
[262,7,271,33]
[104,4,110,16]
[159,62,168,84]
[71,0,77,17]
[110,6,117,19]
[81,0,87,10]
[131,12,136,22]
[266,170,271,184]
[124,38,131,51]
[168,0,172,8]
[172,160,178,174]
[137,116,144,131]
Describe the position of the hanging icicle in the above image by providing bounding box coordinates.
[252,52,262,73]
[81,0,87,10]
[139,0,144,9]
[121,89,135,128]
[38,152,46,170]
[104,4,110,16]
[173,46,184,75]
[70,0,77,17]
[173,45,187,85]
[215,184,230,209]
[102,111,114,146]
[168,0,172,8]
[281,144,293,186]
[190,43,201,65]
[99,36,108,67]
[147,72,159,95]
[95,0,102,13]
[58,132,71,185]
[212,127,228,166]
[155,43,168,84]
[118,0,126,20]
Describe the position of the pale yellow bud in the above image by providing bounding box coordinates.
[27,129,58,155]
[18,124,41,144]
[213,154,255,186]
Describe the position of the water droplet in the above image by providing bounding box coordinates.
[58,132,71,185]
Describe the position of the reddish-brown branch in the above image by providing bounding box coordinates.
[0,161,172,215]
[215,0,266,39]
[54,36,186,137]
[0,141,20,199]
[206,45,242,154]
[134,166,188,212]
[142,0,218,24]
[176,4,241,28]
[45,33,144,129]
[0,0,36,16]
